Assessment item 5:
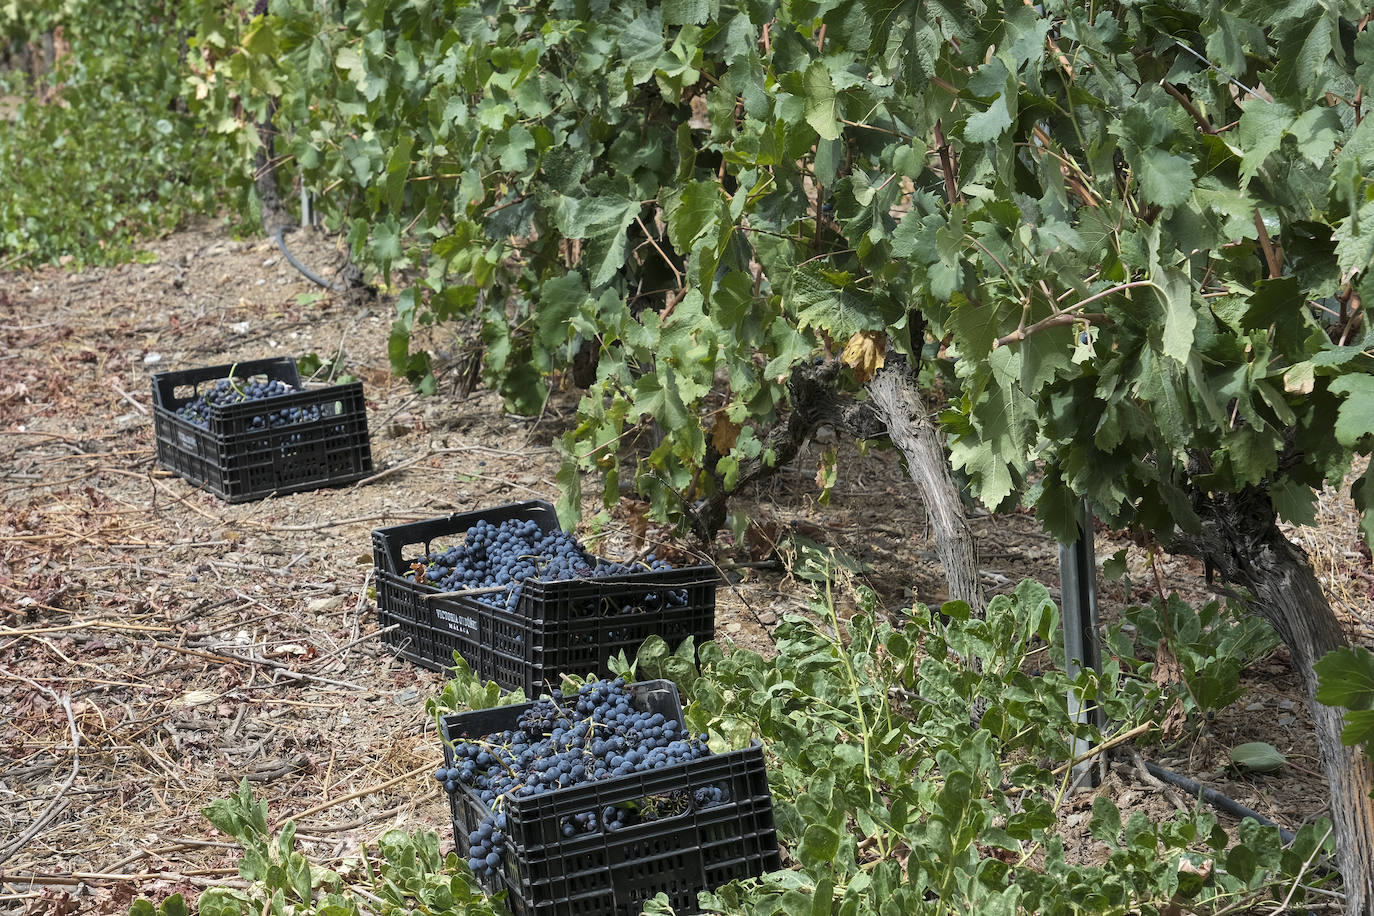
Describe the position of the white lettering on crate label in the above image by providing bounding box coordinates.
[178,430,196,450]
[436,608,478,634]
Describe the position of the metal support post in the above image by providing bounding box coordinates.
[1058,498,1104,788]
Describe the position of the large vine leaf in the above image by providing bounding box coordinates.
[789,264,888,337]
[552,190,642,289]
[1315,646,1374,750]
[1111,105,1196,209]
[1328,375,1374,447]
[802,60,842,142]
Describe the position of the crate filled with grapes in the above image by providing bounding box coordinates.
[435,678,780,916]
[151,356,373,503]
[371,500,717,692]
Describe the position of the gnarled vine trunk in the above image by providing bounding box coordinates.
[689,360,884,543]
[251,89,292,238]
[1173,491,1374,915]
[865,360,984,616]
[690,358,985,619]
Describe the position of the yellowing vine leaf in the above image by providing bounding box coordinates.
[842,331,886,383]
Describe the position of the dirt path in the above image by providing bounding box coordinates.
[0,219,1367,913]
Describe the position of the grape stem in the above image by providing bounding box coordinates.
[454,737,522,778]
[226,362,245,398]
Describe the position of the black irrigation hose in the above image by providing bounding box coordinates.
[274,225,344,292]
[1141,758,1297,845]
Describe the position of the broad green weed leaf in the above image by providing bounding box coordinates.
[1229,741,1287,773]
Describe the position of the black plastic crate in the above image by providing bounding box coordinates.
[151,357,373,503]
[372,501,718,693]
[438,680,780,916]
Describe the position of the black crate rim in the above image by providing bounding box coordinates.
[151,356,373,503]
[151,356,303,410]
[373,499,722,602]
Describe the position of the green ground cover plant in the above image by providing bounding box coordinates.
[132,580,1325,916]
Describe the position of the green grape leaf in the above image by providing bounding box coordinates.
[963,58,1014,143]
[1315,646,1374,711]
[803,60,842,141]
[1340,709,1374,749]
[664,0,713,25]
[1289,106,1342,165]
[789,264,887,336]
[553,191,641,288]
[537,273,591,350]
[1112,107,1196,208]
[1334,198,1374,278]
[664,180,727,254]
[1269,15,1334,104]
[1237,102,1294,187]
[1155,269,1197,363]
[1328,374,1374,446]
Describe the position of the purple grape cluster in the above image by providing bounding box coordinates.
[175,377,321,430]
[412,517,686,612]
[433,678,728,879]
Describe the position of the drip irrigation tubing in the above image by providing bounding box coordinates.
[274,225,344,292]
[1141,758,1295,844]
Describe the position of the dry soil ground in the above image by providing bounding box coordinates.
[1,219,1371,914]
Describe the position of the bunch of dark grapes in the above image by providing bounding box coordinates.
[175,377,321,430]
[433,678,727,879]
[412,517,687,611]
[515,702,564,739]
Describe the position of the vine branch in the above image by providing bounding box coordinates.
[933,119,961,205]
[634,215,683,289]
[1253,210,1283,279]
[994,279,1155,348]
[0,673,81,866]
[1161,80,1216,134]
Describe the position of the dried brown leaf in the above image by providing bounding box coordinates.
[712,416,742,454]
[745,519,783,562]
[1159,695,1187,740]
[621,499,650,553]
[1152,636,1183,687]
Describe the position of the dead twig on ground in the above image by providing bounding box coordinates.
[160,640,374,692]
[273,762,433,829]
[0,674,81,866]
